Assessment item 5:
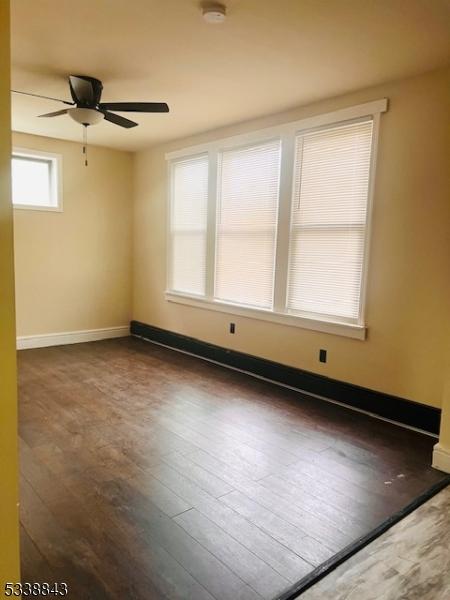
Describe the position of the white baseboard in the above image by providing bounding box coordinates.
[432,443,450,474]
[17,326,130,350]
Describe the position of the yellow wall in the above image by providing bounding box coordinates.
[13,132,133,337]
[133,66,450,409]
[435,334,450,472]
[0,0,20,586]
[439,380,450,451]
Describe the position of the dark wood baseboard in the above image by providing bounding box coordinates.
[130,320,441,435]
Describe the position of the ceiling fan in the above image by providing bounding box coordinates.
[13,74,169,128]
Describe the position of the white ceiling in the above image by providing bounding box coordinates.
[11,0,450,152]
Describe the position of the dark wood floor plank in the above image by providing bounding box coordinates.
[274,458,394,508]
[317,444,441,493]
[148,461,312,582]
[198,405,334,454]
[20,445,176,600]
[20,524,57,585]
[259,473,385,524]
[190,409,330,457]
[94,477,262,600]
[219,490,333,566]
[174,508,289,599]
[161,451,234,498]
[61,475,216,600]
[149,414,279,480]
[281,451,416,503]
[255,473,370,532]
[159,405,302,466]
[20,477,117,600]
[20,432,216,600]
[126,471,193,517]
[186,448,359,548]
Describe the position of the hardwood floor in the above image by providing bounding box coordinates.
[301,486,450,600]
[18,337,446,600]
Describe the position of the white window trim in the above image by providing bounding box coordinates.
[165,99,388,339]
[165,100,387,161]
[12,147,63,212]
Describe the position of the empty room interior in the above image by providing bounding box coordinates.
[1,1,450,599]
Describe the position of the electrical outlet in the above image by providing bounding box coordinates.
[229,323,235,334]
[319,349,327,363]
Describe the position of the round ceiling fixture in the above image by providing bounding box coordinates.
[202,2,226,24]
[68,107,105,126]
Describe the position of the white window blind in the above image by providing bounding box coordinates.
[215,140,281,309]
[287,119,373,322]
[169,154,208,295]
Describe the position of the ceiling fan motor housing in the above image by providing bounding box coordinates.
[69,75,104,108]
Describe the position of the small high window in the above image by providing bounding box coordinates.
[12,148,62,211]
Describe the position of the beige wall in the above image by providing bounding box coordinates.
[0,0,20,586]
[133,67,450,410]
[13,132,133,337]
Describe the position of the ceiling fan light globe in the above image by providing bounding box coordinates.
[68,107,104,126]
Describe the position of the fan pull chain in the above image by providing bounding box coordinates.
[82,124,88,166]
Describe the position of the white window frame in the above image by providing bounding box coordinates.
[12,147,63,212]
[165,99,387,340]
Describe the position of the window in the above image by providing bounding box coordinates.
[287,120,373,322]
[169,154,208,295]
[215,140,281,309]
[166,100,386,338]
[11,148,62,211]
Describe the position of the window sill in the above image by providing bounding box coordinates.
[165,292,366,340]
[13,204,62,212]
